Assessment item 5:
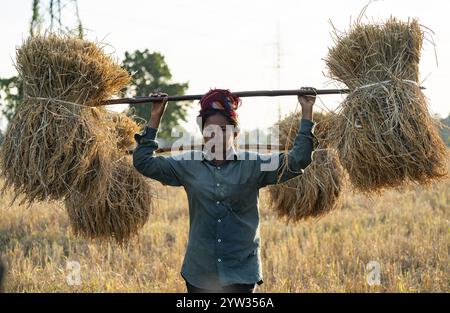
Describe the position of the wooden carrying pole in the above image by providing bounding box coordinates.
[106,88,351,105]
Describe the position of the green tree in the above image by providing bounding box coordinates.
[439,114,450,147]
[122,49,190,140]
[0,77,23,122]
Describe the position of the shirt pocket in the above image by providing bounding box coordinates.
[185,181,215,201]
[227,183,256,213]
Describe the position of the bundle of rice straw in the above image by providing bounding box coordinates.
[0,34,130,204]
[276,111,334,152]
[267,112,346,221]
[1,102,115,204]
[0,34,154,243]
[325,17,448,192]
[310,112,335,149]
[104,110,141,153]
[64,157,153,244]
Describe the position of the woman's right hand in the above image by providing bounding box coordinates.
[150,91,169,116]
[149,91,168,128]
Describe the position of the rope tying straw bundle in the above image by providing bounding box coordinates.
[350,79,421,95]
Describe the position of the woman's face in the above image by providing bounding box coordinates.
[202,113,237,156]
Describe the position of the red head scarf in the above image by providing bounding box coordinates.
[198,88,242,121]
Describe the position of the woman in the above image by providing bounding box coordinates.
[133,88,316,293]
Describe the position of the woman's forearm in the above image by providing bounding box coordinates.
[147,92,168,129]
[302,107,313,121]
[149,111,163,128]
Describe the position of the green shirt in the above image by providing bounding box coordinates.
[133,118,315,290]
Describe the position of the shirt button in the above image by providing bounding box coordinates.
[216,183,220,186]
[216,201,220,204]
[218,239,222,243]
[218,219,221,223]
[217,166,221,170]
[218,258,222,262]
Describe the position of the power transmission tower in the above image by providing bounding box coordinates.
[264,21,283,122]
[29,0,83,37]
[275,22,282,122]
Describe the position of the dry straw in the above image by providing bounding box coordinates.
[104,110,141,153]
[0,34,152,243]
[267,112,346,221]
[65,156,153,245]
[0,33,129,204]
[1,100,115,204]
[325,17,448,193]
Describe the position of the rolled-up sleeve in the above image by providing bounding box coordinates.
[257,118,315,188]
[132,126,183,186]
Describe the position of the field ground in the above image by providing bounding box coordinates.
[0,173,448,292]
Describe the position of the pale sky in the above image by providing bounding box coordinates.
[1,0,449,134]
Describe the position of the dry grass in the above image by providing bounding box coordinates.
[325,17,449,193]
[0,161,448,292]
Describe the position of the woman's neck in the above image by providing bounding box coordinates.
[212,159,226,166]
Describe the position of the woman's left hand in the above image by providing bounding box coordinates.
[298,86,316,120]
